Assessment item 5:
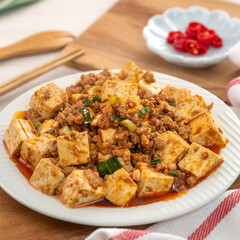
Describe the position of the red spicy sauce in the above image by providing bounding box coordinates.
[10,156,34,180]
[4,141,225,208]
[78,147,225,208]
[75,190,188,208]
[3,110,227,208]
[3,141,34,180]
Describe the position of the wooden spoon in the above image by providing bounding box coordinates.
[0,31,75,61]
[0,44,84,96]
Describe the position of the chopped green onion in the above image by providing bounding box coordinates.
[62,126,71,135]
[92,95,101,103]
[89,85,101,94]
[79,108,91,124]
[149,158,162,165]
[120,119,136,132]
[147,124,156,132]
[98,161,108,176]
[107,160,117,174]
[113,156,122,168]
[34,121,41,128]
[106,162,113,174]
[138,106,150,117]
[110,96,117,104]
[168,102,175,106]
[114,114,123,122]
[98,156,122,177]
[170,171,179,177]
[119,97,125,104]
[83,98,92,106]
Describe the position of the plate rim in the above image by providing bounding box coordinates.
[0,70,240,227]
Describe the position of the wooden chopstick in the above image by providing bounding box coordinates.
[0,49,84,96]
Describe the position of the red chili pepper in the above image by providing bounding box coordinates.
[167,31,183,44]
[173,39,187,52]
[173,33,188,52]
[211,35,223,48]
[186,22,207,39]
[197,30,216,47]
[184,39,207,55]
[152,119,157,125]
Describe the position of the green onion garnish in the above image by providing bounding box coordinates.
[92,95,101,103]
[79,108,91,124]
[62,126,71,135]
[106,162,113,174]
[149,158,162,165]
[83,98,92,106]
[120,119,136,132]
[114,114,123,122]
[98,161,108,176]
[89,85,100,94]
[168,102,175,106]
[147,124,156,133]
[138,106,150,117]
[110,96,117,104]
[34,121,41,128]
[98,156,122,177]
[170,171,179,177]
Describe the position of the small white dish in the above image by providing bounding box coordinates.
[143,6,240,68]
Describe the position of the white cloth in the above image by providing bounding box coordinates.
[86,190,240,240]
[0,0,117,112]
[229,41,240,68]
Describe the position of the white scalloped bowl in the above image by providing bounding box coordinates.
[143,6,240,68]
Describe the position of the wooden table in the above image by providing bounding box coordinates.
[1,0,240,239]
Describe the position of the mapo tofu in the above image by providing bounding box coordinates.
[3,61,227,208]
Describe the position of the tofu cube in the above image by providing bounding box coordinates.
[71,93,86,102]
[29,158,64,195]
[29,82,68,118]
[117,61,144,83]
[97,149,131,166]
[90,114,102,126]
[104,168,138,206]
[57,131,90,166]
[189,112,228,147]
[57,169,106,207]
[176,95,208,122]
[178,142,223,179]
[99,128,117,143]
[3,119,37,156]
[38,119,59,135]
[161,85,191,103]
[138,79,163,95]
[21,134,57,168]
[118,149,131,165]
[125,96,143,114]
[101,80,138,101]
[156,131,189,164]
[98,152,112,162]
[136,163,174,197]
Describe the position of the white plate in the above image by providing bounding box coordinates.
[0,70,240,227]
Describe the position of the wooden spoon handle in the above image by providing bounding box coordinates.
[0,31,75,61]
[0,49,84,96]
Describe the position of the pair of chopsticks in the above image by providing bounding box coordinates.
[0,48,84,96]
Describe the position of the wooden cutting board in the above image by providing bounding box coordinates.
[1,1,240,240]
[64,0,240,102]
